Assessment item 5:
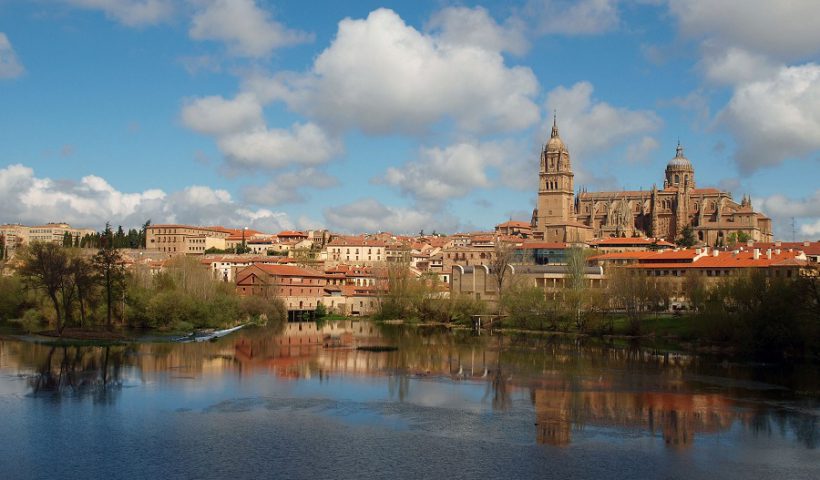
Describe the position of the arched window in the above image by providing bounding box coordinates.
[674,174,680,184]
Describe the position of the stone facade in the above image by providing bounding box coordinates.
[532,121,773,245]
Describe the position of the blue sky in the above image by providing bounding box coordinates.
[0,0,818,238]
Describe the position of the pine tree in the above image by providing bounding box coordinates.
[93,223,125,328]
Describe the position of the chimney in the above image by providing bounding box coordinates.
[804,241,810,247]
[775,248,781,255]
[695,248,701,255]
[712,250,719,257]
[766,249,772,259]
[753,248,760,260]
[775,241,781,247]
[746,239,754,247]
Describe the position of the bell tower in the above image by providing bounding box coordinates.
[535,115,576,233]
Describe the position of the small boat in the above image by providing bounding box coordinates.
[175,324,246,343]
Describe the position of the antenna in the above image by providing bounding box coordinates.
[791,217,796,242]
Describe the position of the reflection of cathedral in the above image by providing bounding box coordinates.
[534,389,738,448]
[532,119,773,244]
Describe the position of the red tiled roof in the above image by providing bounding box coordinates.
[748,241,820,256]
[632,249,805,269]
[276,230,307,237]
[590,237,675,247]
[496,220,531,229]
[520,242,568,249]
[252,264,325,277]
[588,249,698,262]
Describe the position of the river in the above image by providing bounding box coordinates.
[0,321,818,479]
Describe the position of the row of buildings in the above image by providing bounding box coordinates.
[0,123,812,317]
[0,223,96,258]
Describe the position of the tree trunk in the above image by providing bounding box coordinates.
[106,268,112,329]
[49,291,63,335]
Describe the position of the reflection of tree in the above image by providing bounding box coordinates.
[29,345,128,402]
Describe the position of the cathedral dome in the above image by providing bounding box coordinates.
[545,115,567,152]
[667,143,693,170]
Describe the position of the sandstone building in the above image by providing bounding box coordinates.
[531,119,773,245]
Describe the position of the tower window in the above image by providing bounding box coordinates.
[674,174,680,183]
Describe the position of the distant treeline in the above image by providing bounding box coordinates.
[73,220,152,249]
[0,225,286,336]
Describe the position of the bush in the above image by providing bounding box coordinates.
[20,309,44,333]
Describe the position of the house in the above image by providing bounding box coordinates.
[235,264,327,319]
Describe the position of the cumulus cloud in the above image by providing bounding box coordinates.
[669,0,820,61]
[755,189,820,239]
[525,0,619,35]
[181,93,341,171]
[425,6,528,56]
[64,0,174,27]
[324,198,457,234]
[625,136,660,164]
[245,8,540,135]
[0,163,292,231]
[699,45,781,86]
[217,122,342,170]
[801,219,820,237]
[189,0,312,57]
[242,168,338,206]
[718,64,820,172]
[378,141,513,205]
[545,81,662,158]
[0,33,25,79]
[181,93,264,136]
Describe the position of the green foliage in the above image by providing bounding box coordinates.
[20,309,44,333]
[500,282,558,330]
[693,269,820,359]
[125,256,285,331]
[0,275,27,321]
[676,225,697,247]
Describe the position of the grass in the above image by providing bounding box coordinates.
[609,314,699,338]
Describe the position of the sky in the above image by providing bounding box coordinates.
[0,0,818,239]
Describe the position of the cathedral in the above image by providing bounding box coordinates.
[531,118,773,245]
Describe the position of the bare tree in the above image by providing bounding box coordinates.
[607,266,651,333]
[93,223,125,328]
[489,239,516,313]
[564,246,590,329]
[19,243,70,335]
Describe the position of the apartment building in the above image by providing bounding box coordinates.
[145,224,229,255]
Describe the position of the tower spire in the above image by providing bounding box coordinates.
[551,110,559,138]
[676,139,683,158]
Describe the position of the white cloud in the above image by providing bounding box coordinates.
[625,136,660,164]
[65,0,174,27]
[699,44,781,86]
[756,190,820,220]
[718,63,820,173]
[189,0,312,57]
[181,93,341,171]
[0,163,292,232]
[242,168,338,206]
[425,6,528,56]
[324,198,456,234]
[0,33,25,79]
[545,81,662,158]
[525,0,619,35]
[378,141,511,204]
[755,189,820,240]
[178,54,222,75]
[217,122,341,170]
[669,0,820,61]
[801,219,820,237]
[246,8,540,135]
[181,93,263,136]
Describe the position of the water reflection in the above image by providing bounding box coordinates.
[1,321,818,450]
